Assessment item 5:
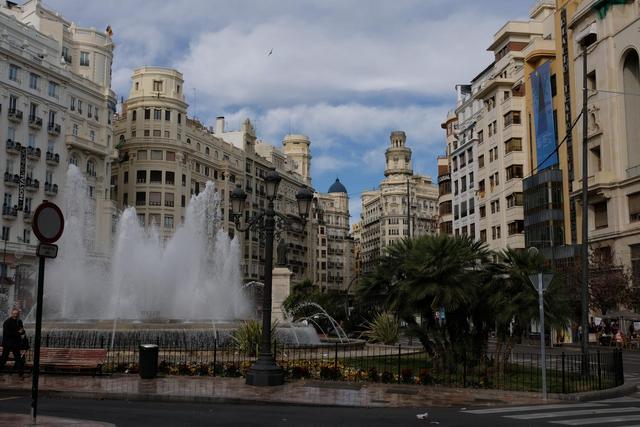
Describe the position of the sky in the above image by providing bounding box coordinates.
[46,0,531,222]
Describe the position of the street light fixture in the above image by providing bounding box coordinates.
[230,169,313,386]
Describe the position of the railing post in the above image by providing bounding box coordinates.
[334,342,339,380]
[397,344,402,384]
[597,350,602,390]
[463,353,467,388]
[100,336,105,349]
[213,339,217,377]
[561,352,566,394]
[45,334,49,347]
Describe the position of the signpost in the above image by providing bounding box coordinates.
[529,272,554,401]
[30,201,64,421]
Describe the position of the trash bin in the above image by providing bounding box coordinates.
[139,344,159,379]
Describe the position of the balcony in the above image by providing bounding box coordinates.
[6,139,21,155]
[47,123,61,136]
[4,172,19,187]
[2,204,17,220]
[28,115,42,130]
[8,108,23,122]
[23,210,31,223]
[45,151,60,165]
[26,146,41,160]
[25,177,39,192]
[44,182,59,196]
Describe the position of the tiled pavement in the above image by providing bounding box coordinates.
[0,374,554,408]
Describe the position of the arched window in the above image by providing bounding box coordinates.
[69,153,79,166]
[86,159,96,176]
[205,147,210,156]
[132,110,137,121]
[196,143,201,151]
[623,49,640,170]
[186,138,191,144]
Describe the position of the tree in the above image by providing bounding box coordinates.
[588,248,631,316]
[356,234,491,358]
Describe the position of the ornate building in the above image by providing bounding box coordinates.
[0,0,116,310]
[360,131,439,273]
[112,67,315,284]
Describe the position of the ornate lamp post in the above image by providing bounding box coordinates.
[230,169,314,386]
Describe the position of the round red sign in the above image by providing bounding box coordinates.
[32,201,64,243]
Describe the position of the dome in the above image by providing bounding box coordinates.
[328,178,347,194]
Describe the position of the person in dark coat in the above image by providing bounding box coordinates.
[0,308,25,376]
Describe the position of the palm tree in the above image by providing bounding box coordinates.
[356,234,490,357]
[489,248,570,360]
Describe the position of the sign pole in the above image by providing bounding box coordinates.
[30,255,45,420]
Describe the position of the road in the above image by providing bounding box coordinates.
[1,392,640,426]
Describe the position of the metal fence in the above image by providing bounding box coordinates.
[27,335,624,394]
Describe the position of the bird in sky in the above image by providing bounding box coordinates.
[268,48,273,56]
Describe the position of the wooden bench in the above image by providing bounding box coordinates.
[38,348,107,375]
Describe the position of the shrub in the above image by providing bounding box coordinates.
[381,371,394,383]
[361,312,399,345]
[232,320,278,356]
[401,368,413,384]
[320,365,341,380]
[367,367,379,382]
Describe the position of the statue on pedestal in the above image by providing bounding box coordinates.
[276,238,288,267]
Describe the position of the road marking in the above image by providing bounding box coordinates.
[462,403,606,415]
[551,414,640,425]
[507,406,640,420]
[0,396,20,401]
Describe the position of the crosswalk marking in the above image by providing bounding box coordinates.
[462,403,606,415]
[507,407,640,420]
[550,414,640,425]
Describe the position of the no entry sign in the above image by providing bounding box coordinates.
[32,201,64,244]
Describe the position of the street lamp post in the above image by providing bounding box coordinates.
[529,271,554,401]
[230,170,314,386]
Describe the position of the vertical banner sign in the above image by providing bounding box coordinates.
[18,146,26,210]
[531,61,558,171]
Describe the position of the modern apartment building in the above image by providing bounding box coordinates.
[360,131,439,273]
[0,0,116,308]
[568,0,640,279]
[112,67,315,284]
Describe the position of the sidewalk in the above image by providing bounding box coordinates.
[0,374,558,408]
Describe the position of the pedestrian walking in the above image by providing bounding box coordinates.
[0,308,26,377]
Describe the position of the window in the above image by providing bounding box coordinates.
[135,192,146,206]
[461,176,467,192]
[590,146,602,172]
[165,110,170,121]
[123,193,129,206]
[479,205,486,218]
[144,130,150,136]
[9,64,19,82]
[505,137,522,153]
[178,113,182,124]
[144,109,150,120]
[505,165,523,180]
[468,172,474,189]
[153,80,163,92]
[149,192,161,206]
[182,174,186,187]
[508,220,524,235]
[137,213,145,226]
[48,81,59,98]
[478,155,485,168]
[86,160,96,176]
[153,130,161,137]
[629,192,640,222]
[136,170,146,183]
[181,195,186,207]
[504,90,511,100]
[503,111,521,127]
[137,150,147,160]
[154,109,161,120]
[124,171,129,184]
[165,171,175,185]
[164,215,174,229]
[28,134,35,148]
[29,73,39,90]
[165,192,174,207]
[454,204,459,220]
[89,130,95,142]
[468,198,475,215]
[150,170,162,183]
[166,151,175,161]
[150,150,163,160]
[506,192,523,208]
[149,214,160,226]
[477,130,484,143]
[70,96,76,111]
[594,201,608,229]
[88,105,93,118]
[205,147,210,156]
[80,51,90,66]
[132,110,137,121]
[72,124,78,136]
[77,100,83,114]
[480,229,487,242]
[2,226,9,241]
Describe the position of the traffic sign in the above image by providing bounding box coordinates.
[32,201,64,243]
[36,243,58,258]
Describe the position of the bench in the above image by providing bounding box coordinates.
[38,348,107,375]
[1,347,107,375]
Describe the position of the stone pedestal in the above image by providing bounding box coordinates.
[271,267,292,323]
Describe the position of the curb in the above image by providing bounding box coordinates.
[550,382,638,402]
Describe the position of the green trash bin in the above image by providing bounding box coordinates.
[139,344,159,379]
